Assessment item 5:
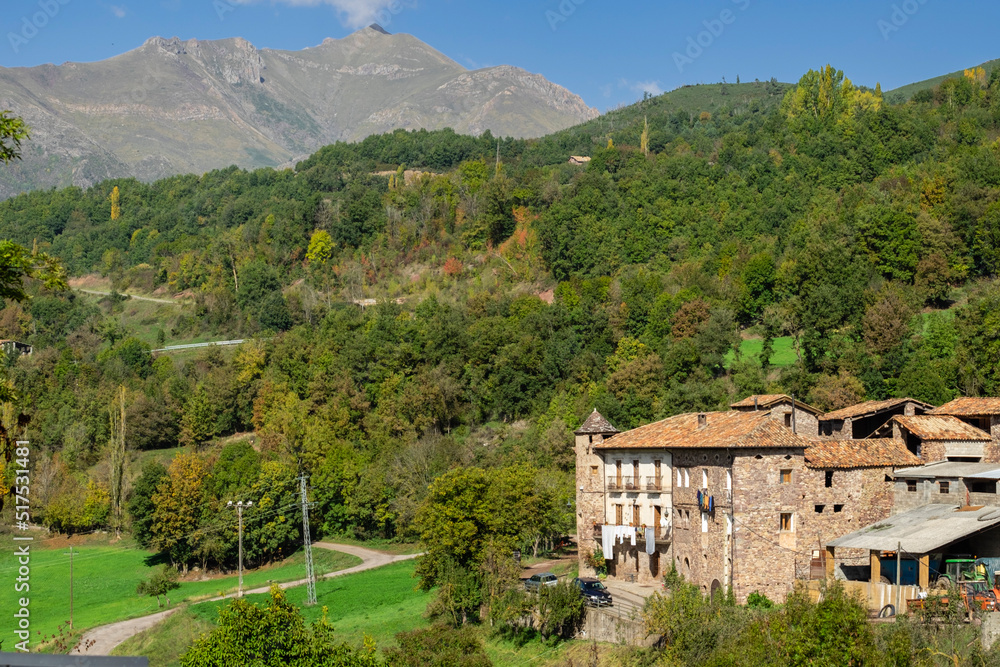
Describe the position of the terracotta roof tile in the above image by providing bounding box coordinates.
[930,397,1000,416]
[892,415,992,441]
[594,411,810,450]
[804,438,921,469]
[821,398,935,421]
[575,409,619,435]
[730,394,822,415]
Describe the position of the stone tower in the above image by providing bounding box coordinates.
[574,409,618,576]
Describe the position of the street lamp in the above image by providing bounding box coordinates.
[227,500,253,597]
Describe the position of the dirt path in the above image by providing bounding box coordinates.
[76,288,181,305]
[70,542,421,656]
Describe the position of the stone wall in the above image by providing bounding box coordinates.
[578,607,656,647]
[670,447,895,603]
[576,433,609,577]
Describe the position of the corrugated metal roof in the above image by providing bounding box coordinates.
[730,394,822,415]
[575,409,619,435]
[805,438,920,469]
[893,414,992,441]
[931,397,1000,416]
[894,462,1000,479]
[594,410,811,450]
[827,504,1000,554]
[821,398,935,421]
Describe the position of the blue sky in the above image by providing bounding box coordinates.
[3,0,999,111]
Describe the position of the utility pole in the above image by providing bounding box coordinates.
[64,546,74,629]
[300,474,317,606]
[227,500,252,597]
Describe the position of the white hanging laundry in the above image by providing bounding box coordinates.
[645,527,655,555]
[630,526,637,546]
[601,524,615,560]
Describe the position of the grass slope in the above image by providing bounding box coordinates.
[0,540,360,645]
[885,57,1000,102]
[724,336,798,368]
[120,559,584,667]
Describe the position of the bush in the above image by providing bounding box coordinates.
[537,580,585,641]
[746,591,774,610]
[385,625,492,667]
[136,565,180,607]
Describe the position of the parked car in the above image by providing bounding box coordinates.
[573,577,613,607]
[524,572,558,592]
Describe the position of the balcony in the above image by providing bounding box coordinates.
[645,477,665,492]
[607,476,640,492]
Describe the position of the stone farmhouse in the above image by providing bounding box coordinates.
[575,395,1000,604]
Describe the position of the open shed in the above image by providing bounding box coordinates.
[826,504,1000,588]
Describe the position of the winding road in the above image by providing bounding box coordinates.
[70,542,421,656]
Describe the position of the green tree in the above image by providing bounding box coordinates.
[181,585,384,667]
[128,461,168,548]
[537,580,585,640]
[136,564,180,607]
[0,110,29,163]
[385,625,492,667]
[180,386,217,448]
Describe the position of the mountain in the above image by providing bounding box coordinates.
[0,25,598,198]
[885,57,1000,103]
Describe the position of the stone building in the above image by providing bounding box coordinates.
[575,408,919,602]
[875,414,995,463]
[931,398,1000,441]
[730,394,822,436]
[893,461,1000,513]
[818,398,934,440]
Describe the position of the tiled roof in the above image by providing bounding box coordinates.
[892,415,992,441]
[821,398,935,421]
[594,410,810,451]
[730,394,822,415]
[804,438,921,469]
[575,409,619,435]
[930,397,1000,416]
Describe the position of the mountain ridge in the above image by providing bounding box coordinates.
[0,26,598,198]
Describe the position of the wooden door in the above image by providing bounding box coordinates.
[616,460,622,488]
[654,505,662,535]
[654,459,662,489]
[615,504,623,525]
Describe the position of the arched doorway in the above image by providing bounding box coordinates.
[710,579,723,600]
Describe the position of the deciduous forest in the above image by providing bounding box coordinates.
[2,65,1000,583]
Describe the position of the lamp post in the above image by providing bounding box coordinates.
[227,500,252,597]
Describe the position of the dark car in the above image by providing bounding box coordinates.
[573,577,613,607]
[524,572,558,592]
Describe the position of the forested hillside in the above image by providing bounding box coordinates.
[2,64,1000,571]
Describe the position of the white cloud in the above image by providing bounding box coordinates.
[621,79,662,96]
[231,0,412,28]
[107,3,127,18]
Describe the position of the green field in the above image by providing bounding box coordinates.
[118,559,581,667]
[724,336,798,368]
[0,542,360,645]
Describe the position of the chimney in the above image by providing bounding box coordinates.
[698,413,707,429]
[753,396,759,411]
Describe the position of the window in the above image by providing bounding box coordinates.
[677,468,682,487]
[784,413,792,428]
[654,459,662,484]
[833,504,843,513]
[814,505,825,513]
[906,479,917,492]
[780,513,793,532]
[684,469,690,488]
[702,469,708,488]
[825,471,834,488]
[615,504,623,525]
[701,512,708,533]
[780,469,792,484]
[590,465,599,476]
[726,469,732,491]
[940,481,950,494]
